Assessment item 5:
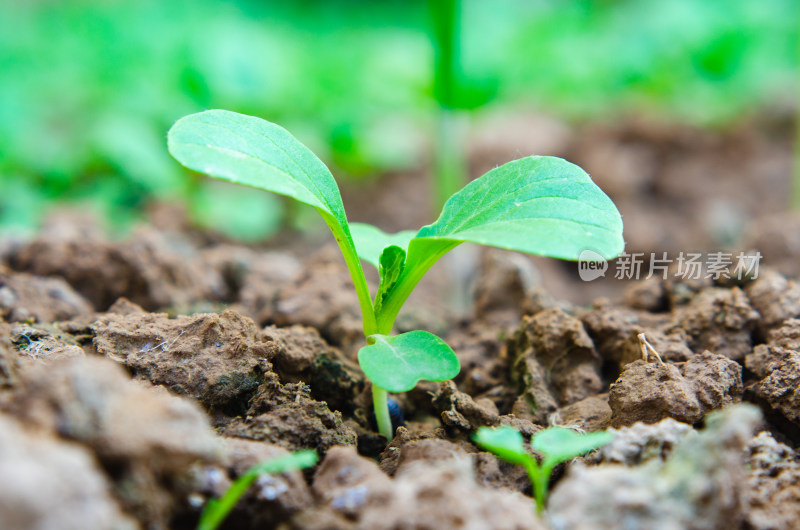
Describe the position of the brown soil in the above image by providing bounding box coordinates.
[2,114,800,529]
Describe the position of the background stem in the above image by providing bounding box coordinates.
[430,0,466,211]
[434,110,467,211]
[793,19,800,210]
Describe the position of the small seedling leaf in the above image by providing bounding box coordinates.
[530,426,614,464]
[197,450,317,530]
[374,245,406,313]
[350,222,416,269]
[358,331,459,393]
[473,426,531,466]
[247,449,318,476]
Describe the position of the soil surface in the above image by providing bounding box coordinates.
[2,114,800,529]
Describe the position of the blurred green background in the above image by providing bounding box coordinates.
[0,0,796,239]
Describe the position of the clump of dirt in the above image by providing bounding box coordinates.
[222,371,357,453]
[270,246,365,351]
[431,380,500,433]
[90,305,360,452]
[308,445,543,529]
[0,413,136,530]
[471,249,540,327]
[745,268,800,338]
[0,322,21,389]
[6,213,227,312]
[668,286,759,361]
[580,300,678,367]
[0,266,93,323]
[744,431,800,530]
[509,308,603,424]
[590,418,694,465]
[742,212,800,279]
[745,319,800,437]
[10,322,86,365]
[3,356,223,528]
[91,307,276,416]
[265,324,365,416]
[551,393,612,431]
[547,404,761,529]
[609,352,742,427]
[201,244,301,324]
[446,322,516,414]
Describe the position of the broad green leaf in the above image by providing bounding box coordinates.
[168,110,377,333]
[473,426,531,466]
[358,331,459,393]
[198,450,317,530]
[374,246,406,314]
[531,426,614,464]
[375,156,624,331]
[168,110,347,229]
[413,156,624,262]
[167,110,347,226]
[350,222,416,269]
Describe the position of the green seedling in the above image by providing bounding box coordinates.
[197,450,317,530]
[474,425,614,513]
[167,109,623,440]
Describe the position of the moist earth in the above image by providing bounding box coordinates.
[3,216,800,530]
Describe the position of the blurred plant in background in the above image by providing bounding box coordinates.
[0,0,795,238]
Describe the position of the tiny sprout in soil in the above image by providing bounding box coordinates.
[197,449,317,530]
[167,109,624,440]
[474,425,614,513]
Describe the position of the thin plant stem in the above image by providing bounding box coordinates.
[535,462,556,515]
[523,459,546,514]
[372,385,393,439]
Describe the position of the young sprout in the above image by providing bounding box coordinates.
[168,110,623,440]
[197,450,318,530]
[473,425,613,514]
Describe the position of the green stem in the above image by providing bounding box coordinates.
[522,459,546,514]
[532,461,556,515]
[321,212,378,336]
[372,385,393,439]
[320,214,395,439]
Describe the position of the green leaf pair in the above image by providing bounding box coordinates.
[168,109,623,440]
[197,450,318,530]
[473,425,614,513]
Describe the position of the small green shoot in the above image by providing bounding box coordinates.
[474,425,614,514]
[167,110,623,441]
[197,450,318,530]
